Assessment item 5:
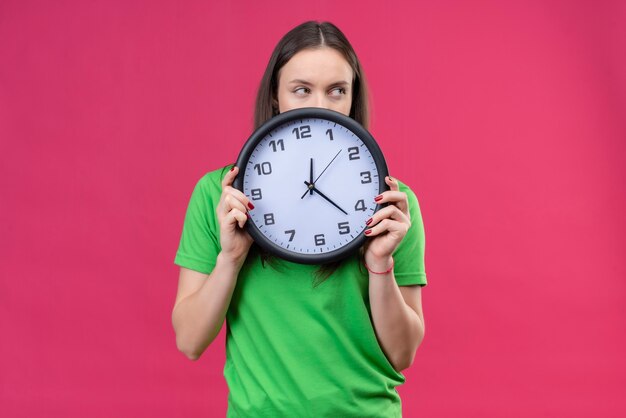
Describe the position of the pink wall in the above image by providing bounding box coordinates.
[1,0,625,416]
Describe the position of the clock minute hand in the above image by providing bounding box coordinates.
[309,157,314,196]
[301,157,315,199]
[301,150,340,199]
[304,181,348,215]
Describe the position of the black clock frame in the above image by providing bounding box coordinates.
[233,107,389,265]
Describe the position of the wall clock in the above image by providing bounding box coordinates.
[233,107,388,264]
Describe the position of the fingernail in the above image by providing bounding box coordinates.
[366,218,373,225]
[248,202,255,210]
[364,229,372,235]
[230,166,236,172]
[246,212,250,218]
[388,176,394,182]
[374,195,383,202]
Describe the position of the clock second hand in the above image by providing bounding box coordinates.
[313,149,342,184]
[304,180,348,215]
[301,150,342,199]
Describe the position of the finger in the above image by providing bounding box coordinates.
[222,165,239,189]
[223,208,248,230]
[223,186,255,210]
[235,210,248,229]
[366,205,410,228]
[374,190,409,216]
[385,175,399,192]
[364,218,409,238]
[224,194,249,217]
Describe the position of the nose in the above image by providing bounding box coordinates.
[312,93,327,109]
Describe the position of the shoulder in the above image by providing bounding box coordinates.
[395,178,414,194]
[193,164,234,196]
[395,178,422,209]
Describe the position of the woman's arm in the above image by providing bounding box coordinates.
[368,265,425,371]
[363,176,426,372]
[171,253,244,361]
[172,166,253,360]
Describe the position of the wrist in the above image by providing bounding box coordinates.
[364,256,394,275]
[217,251,247,273]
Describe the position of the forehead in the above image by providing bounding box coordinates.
[279,47,353,84]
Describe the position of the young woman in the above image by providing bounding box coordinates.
[172,21,427,417]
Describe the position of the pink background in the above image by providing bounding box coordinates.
[1,0,625,417]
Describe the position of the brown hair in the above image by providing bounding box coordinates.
[254,21,369,130]
[252,21,370,286]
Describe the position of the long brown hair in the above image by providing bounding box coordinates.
[252,21,370,286]
[254,21,369,129]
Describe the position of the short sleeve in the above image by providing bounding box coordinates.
[392,181,428,287]
[174,171,223,274]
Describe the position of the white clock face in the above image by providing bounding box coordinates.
[242,115,381,258]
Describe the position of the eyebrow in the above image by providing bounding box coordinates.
[288,79,350,87]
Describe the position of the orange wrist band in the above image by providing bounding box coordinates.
[364,258,394,275]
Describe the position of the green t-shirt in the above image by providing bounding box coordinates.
[174,166,427,417]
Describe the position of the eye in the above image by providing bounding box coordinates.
[293,87,310,96]
[328,87,347,97]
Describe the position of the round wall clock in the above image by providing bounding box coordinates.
[233,107,389,264]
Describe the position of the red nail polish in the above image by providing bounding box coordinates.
[248,202,255,210]
[230,166,235,172]
[366,218,373,225]
[364,229,372,235]
[374,195,383,202]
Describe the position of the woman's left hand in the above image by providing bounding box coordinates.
[363,176,411,269]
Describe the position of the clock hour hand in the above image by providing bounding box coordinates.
[304,181,348,215]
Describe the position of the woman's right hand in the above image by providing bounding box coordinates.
[216,166,254,266]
